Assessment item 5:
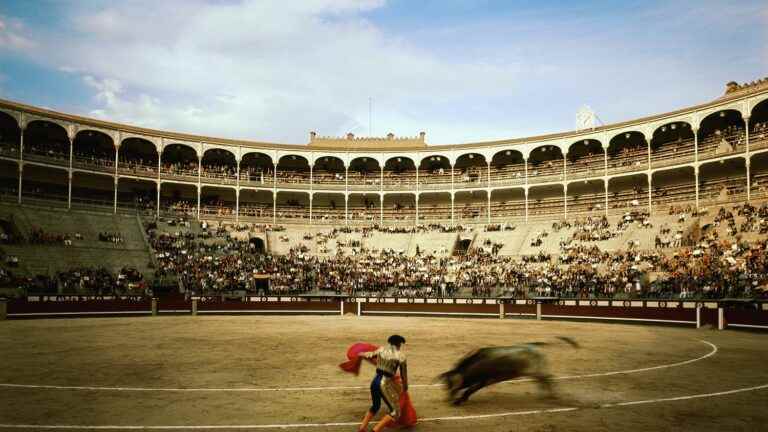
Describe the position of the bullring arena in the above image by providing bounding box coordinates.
[1,78,768,431]
[1,310,767,431]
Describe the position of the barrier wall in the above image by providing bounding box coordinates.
[3,296,767,330]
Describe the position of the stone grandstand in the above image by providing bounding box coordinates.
[1,78,768,299]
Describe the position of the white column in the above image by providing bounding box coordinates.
[156,149,162,219]
[309,164,313,192]
[273,163,277,224]
[415,164,420,225]
[604,146,608,216]
[68,137,73,210]
[309,194,313,224]
[197,156,202,220]
[345,194,349,225]
[524,157,529,222]
[113,146,119,214]
[745,117,751,202]
[17,127,24,204]
[694,128,699,211]
[235,159,241,222]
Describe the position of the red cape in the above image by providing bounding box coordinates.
[339,342,417,428]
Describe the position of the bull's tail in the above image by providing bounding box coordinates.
[555,336,580,348]
[527,336,580,349]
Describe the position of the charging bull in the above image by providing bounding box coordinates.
[438,336,579,405]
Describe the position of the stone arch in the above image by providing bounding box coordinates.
[23,120,70,161]
[698,109,745,161]
[119,137,158,175]
[161,144,199,178]
[418,155,452,190]
[528,145,565,183]
[454,153,487,187]
[348,156,381,191]
[0,110,21,156]
[312,155,346,188]
[750,98,768,151]
[240,152,275,186]
[72,129,115,170]
[383,156,417,190]
[650,121,695,169]
[490,149,525,187]
[201,148,238,181]
[607,131,648,174]
[566,139,603,180]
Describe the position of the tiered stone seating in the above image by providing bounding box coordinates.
[0,203,153,277]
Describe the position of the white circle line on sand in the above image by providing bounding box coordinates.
[0,382,766,429]
[0,340,717,393]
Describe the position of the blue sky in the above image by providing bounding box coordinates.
[0,0,766,145]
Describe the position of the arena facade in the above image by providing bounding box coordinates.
[0,80,767,224]
[1,80,768,431]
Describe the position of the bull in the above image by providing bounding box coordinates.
[438,336,579,405]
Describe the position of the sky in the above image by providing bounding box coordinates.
[0,0,766,145]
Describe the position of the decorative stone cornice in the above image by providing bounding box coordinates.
[308,131,426,150]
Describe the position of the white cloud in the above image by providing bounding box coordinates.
[0,1,520,144]
[0,15,36,51]
[1,0,766,145]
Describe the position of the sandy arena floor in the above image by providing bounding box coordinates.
[0,315,767,431]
